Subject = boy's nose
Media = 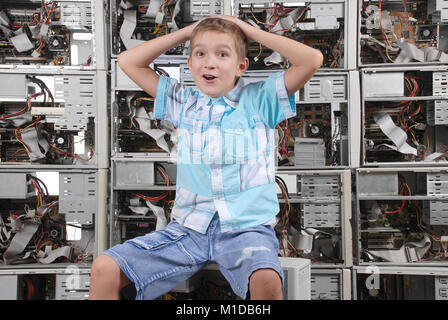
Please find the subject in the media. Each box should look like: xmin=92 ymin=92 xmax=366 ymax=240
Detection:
xmin=204 ymin=57 xmax=216 ymax=69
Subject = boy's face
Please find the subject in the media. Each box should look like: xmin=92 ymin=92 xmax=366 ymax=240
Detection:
xmin=188 ymin=31 xmax=249 ymax=98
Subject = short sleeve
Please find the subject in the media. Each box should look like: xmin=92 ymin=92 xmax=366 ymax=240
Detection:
xmin=154 ymin=75 xmax=193 ymax=128
xmin=248 ymin=71 xmax=296 ymax=128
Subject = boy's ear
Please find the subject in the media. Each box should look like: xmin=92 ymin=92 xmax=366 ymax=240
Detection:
xmin=236 ymin=57 xmax=249 ymax=77
xmin=187 ymin=56 xmax=192 ymax=71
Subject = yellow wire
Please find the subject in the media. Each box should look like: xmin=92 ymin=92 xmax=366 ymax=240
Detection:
xmin=49 ymin=143 xmax=92 ymax=162
xmin=15 ymin=120 xmax=41 ymax=155
xmin=19 ymin=120 xmax=41 ymax=132
xmin=287 ymin=7 xmax=308 ymax=32
xmin=250 ymin=10 xmax=273 ymax=27
xmin=33 ymin=180 xmax=41 ymax=209
xmin=379 ymin=1 xmax=395 ymax=63
xmin=43 ymin=0 xmax=50 ymax=16
xmin=255 ymin=43 xmax=263 ymax=61
xmin=404 ymin=77 xmax=413 ymax=92
xmin=286 ymin=238 xmax=299 ymax=256
xmin=415 ymin=202 xmax=442 ymax=244
xmin=11 ymin=149 xmax=27 ymax=159
xmin=385 ymin=42 xmax=395 ymax=62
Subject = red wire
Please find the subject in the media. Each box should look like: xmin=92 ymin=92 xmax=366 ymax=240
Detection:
xmin=31 ymin=180 xmax=43 ymax=208
xmin=1 ymin=93 xmax=41 ymax=120
xmin=79 ymin=234 xmax=94 ymax=258
xmin=0 ymin=107 xmax=27 ymax=120
xmin=25 ymin=278 xmax=34 ymax=300
xmin=35 ymin=232 xmax=48 ymax=253
xmin=46 ymin=2 xmax=56 ymax=24
xmin=386 ymin=200 xmax=405 ymax=213
xmin=403 ymin=0 xmax=409 ymax=20
xmin=282 ymin=124 xmax=288 ymax=155
xmin=278 ymin=187 xmax=290 ymax=256
xmin=397 ymin=77 xmax=418 ymax=108
xmin=156 ymin=165 xmax=173 ymax=199
xmin=270 ymin=27 xmax=291 ymax=34
xmin=8 ymin=22 xmax=23 ymax=28
xmin=294 ymin=120 xmax=306 ymax=128
xmin=50 ymin=143 xmax=94 ymax=161
xmin=133 ymin=192 xmax=168 ymax=202
xmin=29 ymin=281 xmax=34 ymax=300
xmin=378 ymin=0 xmax=389 ymax=48
xmin=156 ymin=166 xmax=171 ymax=186
xmin=159 ymin=24 xmax=167 ymax=33
xmin=386 ymin=180 xmax=408 ymax=213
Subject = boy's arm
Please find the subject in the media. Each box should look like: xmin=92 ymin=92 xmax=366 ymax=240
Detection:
xmin=117 ymin=24 xmax=196 ymax=97
xmin=215 ymin=15 xmax=323 ymax=96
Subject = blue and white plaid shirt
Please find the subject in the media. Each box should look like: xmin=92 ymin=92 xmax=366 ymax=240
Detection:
xmin=154 ymin=71 xmax=296 ymax=233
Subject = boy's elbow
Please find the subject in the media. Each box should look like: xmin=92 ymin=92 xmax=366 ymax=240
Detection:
xmin=117 ymin=52 xmax=127 ymax=69
xmin=312 ymin=50 xmax=324 ymax=70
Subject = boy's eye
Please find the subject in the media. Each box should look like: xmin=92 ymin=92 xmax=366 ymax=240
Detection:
xmin=195 ymin=51 xmax=204 ymax=57
xmin=218 ymin=52 xmax=227 ymax=57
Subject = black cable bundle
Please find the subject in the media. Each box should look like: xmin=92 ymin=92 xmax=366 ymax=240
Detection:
xmin=25 ymin=75 xmax=55 ymax=108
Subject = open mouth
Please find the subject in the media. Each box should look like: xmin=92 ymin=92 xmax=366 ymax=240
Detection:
xmin=203 ymin=74 xmax=217 ymax=81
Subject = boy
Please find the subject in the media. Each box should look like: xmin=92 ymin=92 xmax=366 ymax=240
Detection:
xmin=89 ymin=15 xmax=322 ymax=300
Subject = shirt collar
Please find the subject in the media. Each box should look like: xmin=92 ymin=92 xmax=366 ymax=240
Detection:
xmin=197 ymin=77 xmax=245 ymax=109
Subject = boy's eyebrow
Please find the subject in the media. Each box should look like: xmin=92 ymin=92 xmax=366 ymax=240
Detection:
xmin=216 ymin=44 xmax=232 ymax=51
xmin=192 ymin=43 xmax=233 ymax=51
xmin=218 ymin=44 xmax=232 ymax=51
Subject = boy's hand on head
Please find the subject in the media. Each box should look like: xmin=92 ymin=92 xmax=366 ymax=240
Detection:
xmin=185 ymin=20 xmax=201 ymax=39
xmin=209 ymin=15 xmax=256 ymax=40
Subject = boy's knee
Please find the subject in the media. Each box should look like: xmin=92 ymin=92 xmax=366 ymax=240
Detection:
xmin=89 ymin=254 xmax=132 ymax=299
xmin=251 ymin=268 xmax=282 ymax=284
xmin=91 ymin=254 xmax=121 ymax=281
xmin=249 ymin=268 xmax=283 ymax=300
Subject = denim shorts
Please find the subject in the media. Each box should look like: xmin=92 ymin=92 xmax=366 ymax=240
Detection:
xmin=103 ymin=215 xmax=283 ymax=300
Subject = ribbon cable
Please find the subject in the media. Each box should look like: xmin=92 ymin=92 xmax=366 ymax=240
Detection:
xmin=20 ymin=126 xmax=50 ymax=161
xmin=366 ymin=233 xmax=431 ymax=263
xmin=119 ymin=9 xmax=145 ymax=50
xmin=37 ymin=246 xmax=73 ymax=264
xmin=145 ymin=200 xmax=168 ymax=230
xmin=3 ymin=220 xmax=40 ymax=264
xmin=373 ymin=112 xmax=417 ymax=155
xmin=134 ymin=106 xmax=170 ymax=152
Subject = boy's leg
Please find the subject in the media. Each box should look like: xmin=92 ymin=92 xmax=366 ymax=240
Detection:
xmin=89 ymin=254 xmax=132 ymax=300
xmin=212 ymin=223 xmax=284 ymax=300
xmin=248 ymin=268 xmax=283 ymax=300
xmin=89 ymin=220 xmax=210 ymax=300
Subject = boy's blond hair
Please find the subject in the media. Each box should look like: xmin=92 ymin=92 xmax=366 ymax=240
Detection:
xmin=190 ymin=17 xmax=248 ymax=59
